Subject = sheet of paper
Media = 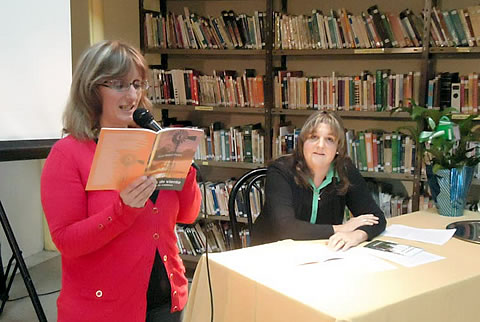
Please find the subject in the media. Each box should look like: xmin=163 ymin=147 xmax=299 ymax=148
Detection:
xmin=288 ymin=243 xmax=397 ymax=273
xmin=361 ymin=246 xmax=445 ymax=267
xmin=382 ymin=224 xmax=456 ymax=245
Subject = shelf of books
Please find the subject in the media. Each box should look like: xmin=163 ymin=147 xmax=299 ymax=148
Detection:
xmin=271 ymin=5 xmax=425 ymax=51
xmin=154 ymin=105 xmax=266 ymax=114
xmin=273 ymin=48 xmax=423 ymax=56
xmin=145 ymin=49 xmax=266 ymax=55
xmin=141 ymin=4 xmax=267 ymax=51
xmin=195 ymin=160 xmax=264 ymax=170
xmin=147 ymin=68 xmax=266 ymax=110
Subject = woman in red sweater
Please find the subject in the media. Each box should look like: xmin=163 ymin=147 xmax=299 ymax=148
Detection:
xmin=41 ymin=40 xmax=201 ymax=322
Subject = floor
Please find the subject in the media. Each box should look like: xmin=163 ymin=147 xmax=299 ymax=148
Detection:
xmin=1 ymin=251 xmax=60 ymax=322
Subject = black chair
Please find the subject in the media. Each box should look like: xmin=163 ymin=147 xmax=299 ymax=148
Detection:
xmin=228 ymin=168 xmax=267 ymax=249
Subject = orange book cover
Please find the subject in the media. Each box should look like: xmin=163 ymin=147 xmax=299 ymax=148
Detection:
xmin=86 ymin=127 xmax=204 ymax=191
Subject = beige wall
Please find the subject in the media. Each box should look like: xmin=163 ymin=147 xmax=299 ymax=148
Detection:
xmin=103 ymin=0 xmax=140 ymax=47
xmin=70 ymin=0 xmax=91 ymax=70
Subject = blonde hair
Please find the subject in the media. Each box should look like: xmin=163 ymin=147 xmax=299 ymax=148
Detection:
xmin=293 ymin=111 xmax=350 ymax=193
xmin=63 ymin=40 xmax=152 ymax=140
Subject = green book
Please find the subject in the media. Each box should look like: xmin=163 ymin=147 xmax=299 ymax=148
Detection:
xmin=449 ymin=10 xmax=468 ymax=46
xmin=375 ymin=70 xmax=383 ymax=111
xmin=391 ymin=133 xmax=398 ymax=173
xmin=380 ymin=12 xmax=398 ymax=47
xmin=358 ymin=132 xmax=367 ymax=172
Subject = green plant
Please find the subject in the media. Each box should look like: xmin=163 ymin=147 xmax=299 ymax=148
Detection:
xmin=392 ymin=100 xmax=480 ymax=173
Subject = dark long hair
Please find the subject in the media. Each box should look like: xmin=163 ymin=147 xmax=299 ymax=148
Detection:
xmin=293 ymin=111 xmax=350 ymax=194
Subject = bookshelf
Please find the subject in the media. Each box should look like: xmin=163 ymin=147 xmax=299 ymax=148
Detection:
xmin=139 ymin=0 xmax=272 ymax=263
xmin=138 ymin=0 xmax=480 ymax=259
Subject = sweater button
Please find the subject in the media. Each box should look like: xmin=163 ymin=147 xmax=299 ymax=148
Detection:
xmin=153 ymin=233 xmax=159 ymax=240
xmin=169 ymin=273 xmax=174 ymax=279
xmin=95 ymin=290 xmax=103 ymax=298
xmin=98 ymin=224 xmax=104 ymax=230
xmin=173 ymin=306 xmax=178 ymax=311
xmin=163 ymin=255 xmax=168 ymax=262
xmin=107 ymin=216 xmax=112 ymax=222
xmin=152 ymin=207 xmax=159 ymax=214
xmin=173 ymin=290 xmax=177 ymax=296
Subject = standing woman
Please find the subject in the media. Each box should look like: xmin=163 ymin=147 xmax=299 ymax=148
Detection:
xmin=252 ymin=111 xmax=386 ymax=250
xmin=41 ymin=40 xmax=201 ymax=322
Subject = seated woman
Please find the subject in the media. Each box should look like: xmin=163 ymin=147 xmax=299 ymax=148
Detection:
xmin=252 ymin=111 xmax=386 ymax=251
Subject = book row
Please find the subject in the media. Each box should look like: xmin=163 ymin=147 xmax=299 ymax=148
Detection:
xmin=176 ymin=221 xmax=245 ymax=255
xmin=148 ymin=67 xmax=480 ymax=115
xmin=428 ymin=72 xmax=480 ymax=113
xmin=353 ymin=182 xmax=435 ymax=219
xmin=194 ymin=123 xmax=265 ymax=164
xmin=144 ymin=5 xmax=480 ymax=50
xmin=147 ymin=68 xmax=265 ymax=108
xmin=274 ymin=5 xmax=422 ymax=50
xmin=144 ymin=8 xmax=266 ymax=50
xmin=274 ymin=70 xmax=421 ymax=111
xmin=429 ymin=6 xmax=480 ymax=48
xmin=198 ymin=179 xmax=263 ymax=219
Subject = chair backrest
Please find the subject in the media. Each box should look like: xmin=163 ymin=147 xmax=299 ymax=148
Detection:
xmin=228 ymin=167 xmax=267 ymax=249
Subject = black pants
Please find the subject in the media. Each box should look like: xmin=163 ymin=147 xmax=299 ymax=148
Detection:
xmin=146 ymin=305 xmax=182 ymax=322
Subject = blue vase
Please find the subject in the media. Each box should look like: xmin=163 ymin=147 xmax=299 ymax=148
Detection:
xmin=426 ymin=165 xmax=474 ymax=217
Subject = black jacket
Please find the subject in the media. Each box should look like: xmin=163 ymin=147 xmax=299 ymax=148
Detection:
xmin=252 ymin=155 xmax=386 ymax=245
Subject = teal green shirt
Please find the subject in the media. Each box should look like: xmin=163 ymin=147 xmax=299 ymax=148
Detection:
xmin=308 ymin=164 xmax=339 ymax=224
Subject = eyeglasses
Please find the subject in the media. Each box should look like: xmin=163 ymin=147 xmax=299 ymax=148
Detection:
xmin=99 ymin=79 xmax=149 ymax=92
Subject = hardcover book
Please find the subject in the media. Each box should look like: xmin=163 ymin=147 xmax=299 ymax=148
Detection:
xmin=86 ymin=127 xmax=204 ymax=191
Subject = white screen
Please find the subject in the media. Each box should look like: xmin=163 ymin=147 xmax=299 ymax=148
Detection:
xmin=0 ymin=0 xmax=71 ymax=141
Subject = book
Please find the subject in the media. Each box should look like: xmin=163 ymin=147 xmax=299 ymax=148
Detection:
xmin=86 ymin=127 xmax=204 ymax=191
xmin=364 ymin=240 xmax=423 ymax=257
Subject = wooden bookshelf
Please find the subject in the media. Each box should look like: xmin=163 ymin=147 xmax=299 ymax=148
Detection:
xmin=139 ymin=0 xmax=480 ymax=239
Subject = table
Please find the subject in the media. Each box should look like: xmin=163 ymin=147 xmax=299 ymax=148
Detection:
xmin=183 ymin=210 xmax=480 ymax=322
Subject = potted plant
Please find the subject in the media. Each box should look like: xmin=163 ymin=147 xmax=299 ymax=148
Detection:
xmin=393 ymin=100 xmax=480 ymax=217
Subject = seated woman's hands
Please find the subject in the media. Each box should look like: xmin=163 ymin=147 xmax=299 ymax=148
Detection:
xmin=335 ymin=214 xmax=379 ymax=233
xmin=120 ymin=176 xmax=157 ymax=208
xmin=327 ymin=230 xmax=368 ymax=251
xmin=328 ymin=214 xmax=379 ymax=251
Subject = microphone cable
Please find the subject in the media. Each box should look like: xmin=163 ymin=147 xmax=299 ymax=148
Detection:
xmin=192 ymin=163 xmax=214 ymax=322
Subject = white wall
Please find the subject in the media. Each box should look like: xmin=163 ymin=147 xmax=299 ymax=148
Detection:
xmin=0 ymin=1 xmax=71 ymax=141
xmin=0 ymin=0 xmax=71 ymax=262
xmin=0 ymin=161 xmax=45 ymax=261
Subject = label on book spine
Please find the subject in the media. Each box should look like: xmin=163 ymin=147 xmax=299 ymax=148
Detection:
xmin=195 ymin=105 xmax=214 ymax=111
xmin=354 ymin=48 xmax=385 ymax=54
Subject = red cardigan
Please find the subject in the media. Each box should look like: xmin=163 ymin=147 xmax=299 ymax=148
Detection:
xmin=41 ymin=135 xmax=201 ymax=322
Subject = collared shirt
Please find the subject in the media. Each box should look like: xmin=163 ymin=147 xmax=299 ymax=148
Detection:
xmin=308 ymin=164 xmax=339 ymax=224
xmin=252 ymin=155 xmax=386 ymax=245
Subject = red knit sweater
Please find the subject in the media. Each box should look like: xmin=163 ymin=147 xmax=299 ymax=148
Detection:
xmin=41 ymin=135 xmax=201 ymax=321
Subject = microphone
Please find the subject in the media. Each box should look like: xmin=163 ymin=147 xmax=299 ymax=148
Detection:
xmin=133 ymin=108 xmax=201 ymax=172
xmin=133 ymin=108 xmax=162 ymax=131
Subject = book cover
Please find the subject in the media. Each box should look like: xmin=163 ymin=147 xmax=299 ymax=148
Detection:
xmin=86 ymin=127 xmax=204 ymax=191
xmin=364 ymin=240 xmax=423 ymax=257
